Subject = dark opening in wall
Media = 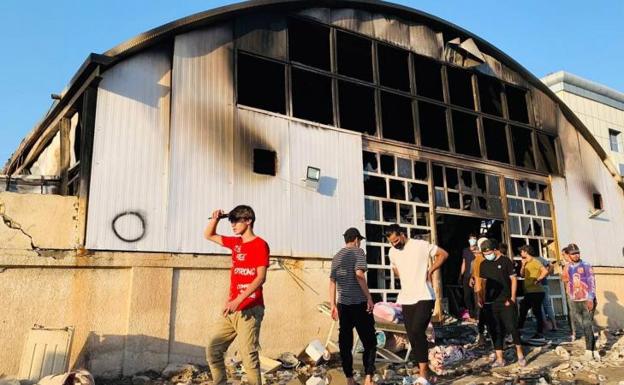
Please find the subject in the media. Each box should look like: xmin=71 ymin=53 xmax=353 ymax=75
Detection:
xmin=383 ymin=201 xmax=397 ymax=222
xmin=461 ymin=170 xmax=472 ymax=189
xmin=336 ymin=30 xmax=373 ymax=82
xmin=381 ymin=92 xmax=415 ymax=144
xmin=415 ymin=207 xmax=430 ymax=227
xmin=593 ymin=193 xmax=603 ymax=210
xmin=363 ymin=151 xmax=378 ymax=172
xmin=389 ymin=179 xmax=406 ymax=200
xmin=338 ymin=80 xmax=376 ymax=135
xmin=366 ymin=223 xmax=383 ymax=242
xmin=378 ymin=43 xmax=410 ymax=91
xmin=253 ymin=148 xmax=277 ymax=175
xmin=447 ymin=66 xmax=475 ymax=110
xmin=237 ymin=53 xmax=285 ymax=114
xmin=399 ymin=204 xmax=413 ymax=224
xmin=380 ymin=154 xmax=395 ymax=175
xmin=511 ymin=126 xmax=535 ymax=169
xmin=292 ymin=68 xmax=333 ymax=125
xmin=451 ymin=110 xmax=481 ymax=157
xmin=433 ymin=165 xmax=444 ymax=187
xmin=366 ymin=245 xmax=382 ymax=264
xmin=475 ymin=173 xmax=486 ymax=194
xmin=448 ymin=192 xmax=460 ymax=209
xmin=397 ymin=158 xmax=412 ymax=178
xmin=483 ymin=119 xmax=510 ymax=164
xmin=477 ymin=74 xmax=503 ymax=116
xmin=288 ymin=18 xmax=330 ymax=70
xmin=446 ymin=167 xmax=459 ymax=189
xmin=536 ymin=133 xmax=559 ymax=174
xmin=409 ymin=183 xmax=429 ymax=204
xmin=506 ymin=86 xmax=529 ymax=123
xmin=364 ymin=175 xmax=387 ymax=198
xmin=414 ymin=161 xmax=428 ymax=180
xmin=418 ymin=101 xmax=449 ymax=151
xmin=414 ymin=55 xmax=443 ymax=101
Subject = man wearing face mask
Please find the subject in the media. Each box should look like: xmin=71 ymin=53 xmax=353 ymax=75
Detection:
xmin=478 ymin=239 xmax=526 ymax=367
xmin=460 ymin=233 xmax=479 ymax=322
xmin=385 ymin=224 xmax=448 ymax=385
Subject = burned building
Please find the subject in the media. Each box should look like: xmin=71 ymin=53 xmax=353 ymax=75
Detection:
xmin=1 ymin=0 xmax=624 ymax=379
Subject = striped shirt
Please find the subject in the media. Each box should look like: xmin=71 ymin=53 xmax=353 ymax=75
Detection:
xmin=330 ymin=247 xmax=368 ymax=305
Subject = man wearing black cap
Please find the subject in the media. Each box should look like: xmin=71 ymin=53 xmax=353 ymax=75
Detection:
xmin=478 ymin=239 xmax=526 ymax=367
xmin=329 ymin=227 xmax=376 ymax=385
xmin=560 ymin=246 xmax=577 ymax=341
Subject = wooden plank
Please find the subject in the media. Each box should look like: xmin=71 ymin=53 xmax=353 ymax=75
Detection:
xmin=59 ymin=118 xmax=71 ymax=195
xmin=77 ymin=86 xmax=98 ymax=246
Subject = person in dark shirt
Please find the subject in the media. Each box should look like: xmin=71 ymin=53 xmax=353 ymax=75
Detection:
xmin=479 ymin=239 xmax=526 ymax=368
xmin=459 ymin=233 xmax=478 ymax=322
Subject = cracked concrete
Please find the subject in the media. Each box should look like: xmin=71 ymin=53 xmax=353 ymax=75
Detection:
xmin=1 ymin=201 xmax=40 ymax=251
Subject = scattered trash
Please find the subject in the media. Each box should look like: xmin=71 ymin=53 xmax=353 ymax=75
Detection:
xmin=554 ymin=346 xmax=570 ymax=360
xmin=305 ymin=340 xmax=330 ymax=364
xmin=37 ymin=370 xmax=95 ymax=385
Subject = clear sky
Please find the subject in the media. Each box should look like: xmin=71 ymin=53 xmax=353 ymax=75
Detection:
xmin=1 ymin=0 xmax=622 ymax=168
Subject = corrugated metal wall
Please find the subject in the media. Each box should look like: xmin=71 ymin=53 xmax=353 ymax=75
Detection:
xmin=86 ymin=22 xmax=364 ymax=257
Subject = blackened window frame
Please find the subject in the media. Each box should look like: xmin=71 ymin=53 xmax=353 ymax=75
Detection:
xmin=234 ymin=14 xmax=557 ymax=174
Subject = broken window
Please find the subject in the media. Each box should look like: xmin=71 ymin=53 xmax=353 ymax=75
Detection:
xmin=365 ymin=198 xmax=380 ymax=221
xmin=475 ymin=173 xmax=486 ymax=194
xmin=366 ymin=223 xmax=383 ymax=242
xmin=536 ymin=133 xmax=559 ymax=174
xmin=381 ymin=92 xmax=415 ymax=144
xmin=483 ymin=118 xmax=510 ymax=164
xmin=397 ymin=157 xmax=412 ymax=178
xmin=378 ymin=43 xmax=410 ymax=91
xmin=364 ymin=175 xmax=386 ymax=198
xmin=511 ymin=126 xmax=535 ymax=169
xmin=448 ymin=192 xmax=460 ymax=209
xmin=505 ymin=178 xmax=516 ymax=195
xmin=536 ymin=202 xmax=551 ymax=217
xmin=291 ymin=68 xmax=333 ymax=125
xmin=524 ymin=200 xmax=536 ymax=215
xmin=446 ymin=66 xmax=475 ymax=109
xmin=363 ymin=151 xmax=378 ymax=172
xmin=383 ymin=201 xmax=397 ymax=222
xmin=336 ymin=30 xmax=373 ymax=82
xmin=408 ymin=183 xmax=429 ymax=204
xmin=414 ymin=55 xmax=443 ymax=101
xmin=237 ymin=53 xmax=285 ymax=114
xmin=451 ymin=110 xmax=481 ymax=157
xmin=418 ymin=101 xmax=449 ymax=151
xmin=399 ymin=204 xmax=414 ymax=224
xmin=460 ymin=170 xmax=473 ymax=190
xmin=415 ymin=207 xmax=430 ymax=227
xmin=508 ymin=198 xmax=523 ymax=214
xmin=380 ymin=154 xmax=395 ymax=175
xmin=477 ymin=74 xmax=503 ymax=116
xmin=288 ymin=18 xmax=331 ymax=70
xmin=445 ymin=167 xmax=459 ymax=190
xmin=389 ymin=179 xmax=406 ymax=200
xmin=506 ymin=85 xmax=529 ymax=123
xmin=366 ymin=246 xmax=382 ymax=264
xmin=253 ymin=148 xmax=277 ymax=175
xmin=338 ymin=80 xmax=376 ymax=135
xmin=433 ymin=165 xmax=444 ymax=187
xmin=517 ymin=181 xmax=528 ymax=197
xmin=414 ymin=161 xmax=428 ymax=180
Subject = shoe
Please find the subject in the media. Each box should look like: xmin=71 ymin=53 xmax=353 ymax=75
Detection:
xmin=529 ymin=333 xmax=545 ymax=341
xmin=491 ymin=360 xmax=506 ymax=368
xmin=517 ymin=357 xmax=527 ymax=367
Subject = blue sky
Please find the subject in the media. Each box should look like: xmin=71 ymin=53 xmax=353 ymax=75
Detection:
xmin=1 ymin=0 xmax=622 ymax=167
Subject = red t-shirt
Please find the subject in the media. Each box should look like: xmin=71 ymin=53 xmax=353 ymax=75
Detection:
xmin=222 ymin=236 xmax=270 ymax=311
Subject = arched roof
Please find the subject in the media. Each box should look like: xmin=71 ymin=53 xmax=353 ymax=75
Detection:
xmin=5 ymin=0 xmax=622 ymax=187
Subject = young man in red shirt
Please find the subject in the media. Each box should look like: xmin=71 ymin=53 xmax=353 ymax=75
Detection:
xmin=204 ymin=205 xmax=270 ymax=385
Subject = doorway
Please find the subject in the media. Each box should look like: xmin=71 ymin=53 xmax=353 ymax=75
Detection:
xmin=436 ymin=213 xmax=504 ymax=316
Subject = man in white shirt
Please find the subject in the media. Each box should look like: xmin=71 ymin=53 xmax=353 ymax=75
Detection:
xmin=385 ymin=224 xmax=448 ymax=385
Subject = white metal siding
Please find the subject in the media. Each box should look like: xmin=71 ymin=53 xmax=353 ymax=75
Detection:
xmin=86 ymin=48 xmax=171 ymax=251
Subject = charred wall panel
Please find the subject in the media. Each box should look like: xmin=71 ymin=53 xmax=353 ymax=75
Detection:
xmin=531 ymin=87 xmax=558 ymax=133
xmin=86 ymin=47 xmax=171 ymax=250
xmin=235 ymin=13 xmax=287 ymax=60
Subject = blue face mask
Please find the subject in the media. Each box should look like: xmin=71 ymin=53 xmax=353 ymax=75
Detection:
xmin=484 ymin=252 xmax=496 ymax=261
xmin=468 ymin=238 xmax=477 ymax=246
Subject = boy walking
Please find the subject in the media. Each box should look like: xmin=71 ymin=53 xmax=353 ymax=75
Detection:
xmin=204 ymin=206 xmax=270 ymax=385
xmin=329 ymin=228 xmax=376 ymax=385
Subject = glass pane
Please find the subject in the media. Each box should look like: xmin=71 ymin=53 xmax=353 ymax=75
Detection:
xmin=536 ymin=202 xmax=551 ymax=217
xmin=397 ymin=158 xmax=412 ymax=178
xmin=435 ymin=189 xmax=446 ymax=207
xmin=533 ymin=218 xmax=543 ymax=236
xmin=528 ymin=182 xmax=538 ymax=199
xmin=365 ymin=199 xmax=380 ymax=221
xmin=399 ymin=204 xmax=414 ymax=224
xmin=408 ymin=183 xmax=429 ymax=204
xmin=543 ymin=219 xmax=553 ymax=238
xmin=419 ymin=101 xmax=449 ymax=151
xmin=489 ymin=197 xmax=503 ymax=216
xmin=448 ymin=192 xmax=460 ymax=209
xmin=380 ymin=154 xmax=395 ymax=175
xmin=416 ymin=206 xmax=430 ymax=227
xmin=524 ymin=200 xmax=536 ymax=216
xmin=414 ymin=161 xmax=428 ymax=180
xmin=336 ymin=31 xmax=373 ymax=81
xmin=484 ymin=118 xmax=510 ymax=164
xmin=366 ymin=245 xmax=382 ymax=265
xmin=389 ymin=179 xmax=406 ymax=200
xmin=364 ymin=175 xmax=387 ymax=198
xmin=487 ymin=175 xmax=500 ymax=196
xmin=521 ymin=217 xmax=532 ymax=235
xmin=537 ymin=184 xmax=548 ymax=200
xmin=363 ymin=151 xmax=378 ymax=172
xmin=517 ymin=181 xmax=528 ymax=197
xmin=509 ymin=216 xmax=520 ymax=235
xmin=505 ymin=178 xmax=516 ymax=196
xmin=446 ymin=167 xmax=459 ymax=190
xmin=378 ymin=43 xmax=410 ymax=91
xmin=508 ymin=198 xmax=523 ymax=214
xmin=383 ymin=201 xmax=397 ymax=223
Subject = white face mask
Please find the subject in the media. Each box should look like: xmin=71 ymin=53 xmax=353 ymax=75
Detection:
xmin=468 ymin=238 xmax=477 ymax=246
xmin=484 ymin=252 xmax=496 ymax=261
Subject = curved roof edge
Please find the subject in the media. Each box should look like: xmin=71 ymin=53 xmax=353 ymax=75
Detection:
xmin=4 ymin=0 xmax=623 ymax=189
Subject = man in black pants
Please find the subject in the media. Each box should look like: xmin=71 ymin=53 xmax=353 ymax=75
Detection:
xmin=329 ymin=228 xmax=376 ymax=385
xmin=385 ymin=224 xmax=448 ymax=385
xmin=517 ymin=245 xmax=549 ymax=341
xmin=459 ymin=233 xmax=478 ymax=323
xmin=478 ymin=239 xmax=526 ymax=367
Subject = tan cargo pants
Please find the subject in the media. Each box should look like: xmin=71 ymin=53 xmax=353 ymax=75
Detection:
xmin=207 ymin=305 xmax=264 ymax=385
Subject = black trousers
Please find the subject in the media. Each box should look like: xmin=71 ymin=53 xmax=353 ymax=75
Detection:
xmin=338 ymin=302 xmax=376 ymax=377
xmin=483 ymin=302 xmax=522 ymax=350
xmin=462 ymin=279 xmax=477 ymax=319
xmin=518 ymin=292 xmax=545 ymax=334
xmin=402 ymin=300 xmax=435 ymax=364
